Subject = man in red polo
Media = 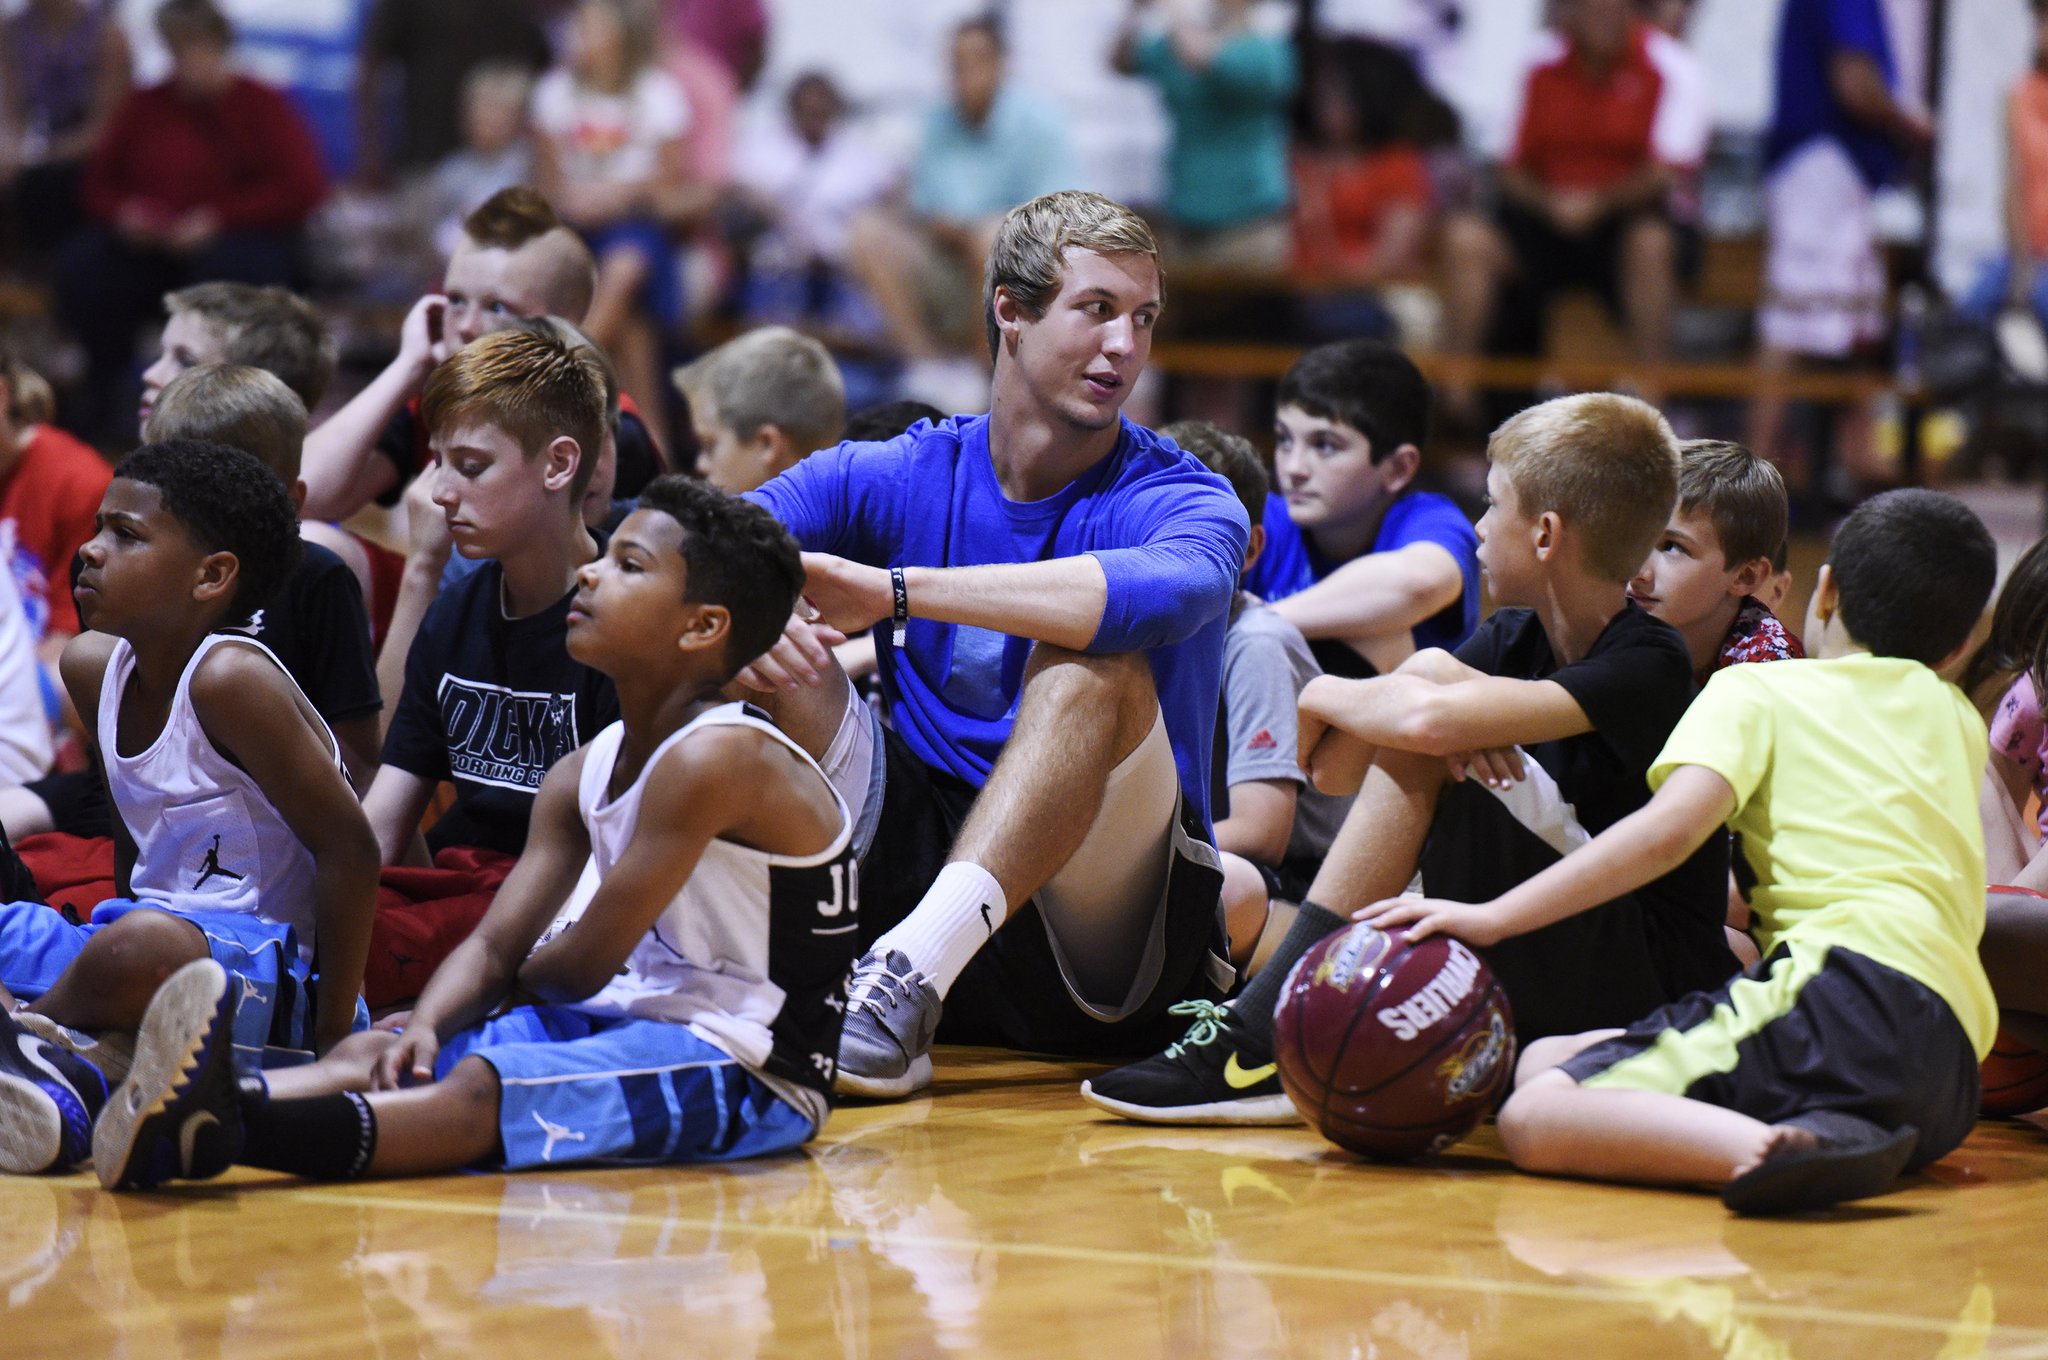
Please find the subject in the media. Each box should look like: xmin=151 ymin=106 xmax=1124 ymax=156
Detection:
xmin=1439 ymin=0 xmax=1709 ymax=408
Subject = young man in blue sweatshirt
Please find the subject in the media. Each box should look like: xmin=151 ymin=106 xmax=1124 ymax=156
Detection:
xmin=745 ymin=190 xmax=1249 ymax=1098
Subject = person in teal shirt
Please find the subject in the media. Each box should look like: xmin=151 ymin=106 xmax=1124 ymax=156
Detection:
xmin=1115 ymin=0 xmax=1298 ymax=268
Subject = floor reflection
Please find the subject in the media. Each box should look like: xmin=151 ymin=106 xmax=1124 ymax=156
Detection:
xmin=4 ymin=1064 xmax=2048 ymax=1360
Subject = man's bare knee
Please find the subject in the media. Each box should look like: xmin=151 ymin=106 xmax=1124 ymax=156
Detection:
xmin=1022 ymin=645 xmax=1156 ymax=757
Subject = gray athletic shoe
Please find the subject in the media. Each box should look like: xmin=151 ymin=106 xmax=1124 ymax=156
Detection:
xmin=835 ymin=949 xmax=940 ymax=1100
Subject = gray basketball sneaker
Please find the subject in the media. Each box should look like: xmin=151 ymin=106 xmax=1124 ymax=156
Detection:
xmin=835 ymin=949 xmax=940 ymax=1100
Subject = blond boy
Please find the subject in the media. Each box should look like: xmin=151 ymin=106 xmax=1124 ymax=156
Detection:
xmin=1088 ymin=393 xmax=1738 ymax=1123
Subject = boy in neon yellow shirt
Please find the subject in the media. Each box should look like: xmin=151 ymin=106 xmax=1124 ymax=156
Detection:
xmin=1363 ymin=489 xmax=1999 ymax=1215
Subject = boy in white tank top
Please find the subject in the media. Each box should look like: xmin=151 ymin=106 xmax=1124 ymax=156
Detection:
xmin=0 ymin=441 xmax=378 ymax=1176
xmin=96 ymin=477 xmax=862 ymax=1189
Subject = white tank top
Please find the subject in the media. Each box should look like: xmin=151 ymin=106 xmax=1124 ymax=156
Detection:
xmin=100 ymin=633 xmax=341 ymax=961
xmin=570 ymin=702 xmax=857 ymax=1124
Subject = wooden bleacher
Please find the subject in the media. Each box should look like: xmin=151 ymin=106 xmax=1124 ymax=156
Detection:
xmin=1153 ymin=233 xmax=1905 ymax=439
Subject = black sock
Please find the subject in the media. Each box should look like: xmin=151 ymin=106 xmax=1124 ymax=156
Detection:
xmin=240 ymin=1087 xmax=378 ymax=1180
xmin=1228 ymin=900 xmax=1350 ymax=1052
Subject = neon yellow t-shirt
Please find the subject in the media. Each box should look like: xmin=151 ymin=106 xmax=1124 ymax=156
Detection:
xmin=1649 ymin=653 xmax=1995 ymax=1057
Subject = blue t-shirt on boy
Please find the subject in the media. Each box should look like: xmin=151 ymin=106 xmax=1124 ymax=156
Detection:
xmin=1244 ymin=488 xmax=1481 ymax=657
xmin=746 ymin=415 xmax=1248 ymax=826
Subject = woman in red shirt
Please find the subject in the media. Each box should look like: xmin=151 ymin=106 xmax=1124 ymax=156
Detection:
xmin=54 ymin=0 xmax=326 ymax=445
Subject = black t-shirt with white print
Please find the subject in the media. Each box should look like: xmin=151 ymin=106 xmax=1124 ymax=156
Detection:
xmin=381 ymin=539 xmax=619 ymax=856
xmin=1418 ymin=603 xmax=1734 ymax=1040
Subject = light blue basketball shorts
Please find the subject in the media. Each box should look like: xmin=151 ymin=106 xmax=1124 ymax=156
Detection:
xmin=0 ymin=898 xmax=368 ymax=1059
xmin=436 ymin=1004 xmax=816 ymax=1170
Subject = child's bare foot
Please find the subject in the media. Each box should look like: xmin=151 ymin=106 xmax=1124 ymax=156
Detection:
xmin=1729 ymin=1120 xmax=1817 ymax=1179
xmin=1721 ymin=1111 xmax=1918 ymax=1217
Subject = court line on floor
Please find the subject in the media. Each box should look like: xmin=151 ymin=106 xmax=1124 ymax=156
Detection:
xmin=286 ymin=1184 xmax=2048 ymax=1346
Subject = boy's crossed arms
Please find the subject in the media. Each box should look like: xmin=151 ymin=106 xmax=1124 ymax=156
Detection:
xmin=1296 ymin=647 xmax=1591 ymax=802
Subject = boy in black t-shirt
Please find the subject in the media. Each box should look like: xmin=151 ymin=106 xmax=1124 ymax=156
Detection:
xmin=364 ymin=328 xmax=619 ymax=863
xmin=143 ymin=365 xmax=383 ymax=788
xmin=1085 ymin=393 xmax=1735 ymax=1124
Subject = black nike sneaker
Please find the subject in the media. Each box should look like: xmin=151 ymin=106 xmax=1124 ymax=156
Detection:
xmin=0 ymin=1007 xmax=107 ymax=1173
xmin=94 ymin=960 xmax=245 ymax=1191
xmin=1081 ymin=1000 xmax=1303 ymax=1125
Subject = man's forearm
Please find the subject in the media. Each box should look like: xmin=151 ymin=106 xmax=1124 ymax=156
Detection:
xmin=902 ymin=556 xmax=1108 ymax=651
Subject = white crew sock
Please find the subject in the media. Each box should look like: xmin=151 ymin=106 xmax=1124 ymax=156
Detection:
xmin=873 ymin=861 xmax=1009 ymax=997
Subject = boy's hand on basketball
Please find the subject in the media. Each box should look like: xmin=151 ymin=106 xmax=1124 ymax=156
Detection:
xmin=734 ymin=609 xmax=847 ymax=692
xmin=372 ymin=1028 xmax=440 ymax=1090
xmin=798 ymin=552 xmax=893 ymax=634
xmin=1353 ymin=895 xmax=1508 ymax=947
xmin=1448 ymin=745 xmax=1524 ymax=790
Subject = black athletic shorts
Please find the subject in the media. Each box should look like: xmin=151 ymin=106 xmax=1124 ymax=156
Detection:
xmin=1254 ymin=857 xmax=1317 ymax=907
xmin=1560 ymin=942 xmax=1981 ymax=1171
xmin=858 ymin=724 xmax=1233 ymax=1058
xmin=1490 ymin=201 xmax=1700 ymax=356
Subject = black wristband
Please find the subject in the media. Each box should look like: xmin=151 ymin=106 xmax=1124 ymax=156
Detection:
xmin=890 ymin=565 xmax=909 ymax=647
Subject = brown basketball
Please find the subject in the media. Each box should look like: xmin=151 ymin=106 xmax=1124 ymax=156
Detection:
xmin=1273 ymin=923 xmax=1516 ymax=1161
xmin=1980 ymin=1026 xmax=2048 ymax=1117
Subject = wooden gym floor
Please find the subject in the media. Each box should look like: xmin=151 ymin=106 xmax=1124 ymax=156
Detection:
xmin=6 ymin=1048 xmax=2048 ymax=1359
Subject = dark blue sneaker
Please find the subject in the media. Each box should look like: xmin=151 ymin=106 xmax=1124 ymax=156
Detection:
xmin=94 ymin=960 xmax=244 ymax=1191
xmin=0 ymin=1008 xmax=107 ymax=1173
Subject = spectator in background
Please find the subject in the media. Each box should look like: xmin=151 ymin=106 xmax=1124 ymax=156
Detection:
xmin=533 ymin=0 xmax=694 ymax=442
xmin=664 ymin=0 xmax=766 ymax=93
xmin=0 ymin=0 xmax=131 ymax=260
xmin=1641 ymin=0 xmax=1697 ymax=38
xmin=1437 ymin=0 xmax=1708 ymax=419
xmin=1114 ymin=0 xmax=1298 ymax=271
xmin=422 ymin=64 xmax=536 ymax=259
xmin=1960 ymin=0 xmax=2048 ymax=333
xmin=1289 ymin=37 xmax=1437 ymax=341
xmin=0 ymin=527 xmax=53 ymax=791
xmin=0 ymin=345 xmax=108 ymax=706
xmin=845 ymin=14 xmax=1073 ymax=411
xmin=356 ymin=0 xmax=549 ymax=189
xmin=56 ymin=0 xmax=327 ymax=447
xmin=1750 ymin=0 xmax=1928 ymax=480
xmin=730 ymin=73 xmax=900 ymax=341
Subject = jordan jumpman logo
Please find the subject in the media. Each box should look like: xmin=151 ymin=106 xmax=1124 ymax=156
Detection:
xmin=192 ymin=835 xmax=245 ymax=890
xmin=533 ymin=1111 xmax=587 ymax=1162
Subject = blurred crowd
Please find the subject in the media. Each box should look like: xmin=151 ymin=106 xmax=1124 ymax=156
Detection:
xmin=0 ymin=0 xmax=2018 ymax=456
